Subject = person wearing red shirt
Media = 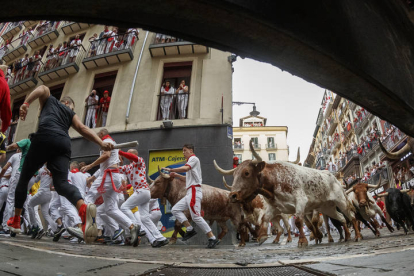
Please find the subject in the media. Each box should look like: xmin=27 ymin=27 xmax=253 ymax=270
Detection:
xmin=376 ymin=197 xmax=386 ymax=227
xmin=100 ymin=91 xmax=111 ymax=127
xmin=233 ymin=156 xmax=239 ymax=168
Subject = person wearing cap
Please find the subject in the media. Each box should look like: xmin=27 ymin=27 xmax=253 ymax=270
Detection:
xmin=233 ymin=156 xmax=239 ymax=169
xmin=100 ymin=90 xmax=111 ymax=127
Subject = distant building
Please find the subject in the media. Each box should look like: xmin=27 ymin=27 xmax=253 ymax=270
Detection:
xmin=233 ymin=107 xmax=289 ymax=163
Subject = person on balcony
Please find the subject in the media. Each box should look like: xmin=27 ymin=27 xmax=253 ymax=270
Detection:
xmin=85 ymin=90 xmax=99 ymax=128
xmin=69 ymin=35 xmax=82 ymax=63
xmin=44 ymin=45 xmax=55 ymax=72
xmin=16 ymin=54 xmax=29 ymax=83
xmin=99 ymin=91 xmax=111 ymax=127
xmin=160 ymin=81 xmax=175 ymax=121
xmin=19 ymin=28 xmax=32 ymax=46
xmin=32 ymin=51 xmax=42 ymax=75
xmin=176 ymin=80 xmax=189 ymax=119
xmin=24 ymin=56 xmax=35 ymax=80
xmin=105 ymin=27 xmax=118 ymax=54
xmin=56 ymin=42 xmax=69 ymax=67
xmin=88 ymin=34 xmax=98 ymax=57
xmin=125 ymin=28 xmax=139 ymax=49
xmin=97 ymin=26 xmax=111 ymax=55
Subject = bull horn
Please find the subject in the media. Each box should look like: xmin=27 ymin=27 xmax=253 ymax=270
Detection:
xmin=346 ymin=187 xmax=354 ymax=195
xmin=367 ymin=174 xmax=382 ymax=189
xmin=222 ymin=176 xmax=232 ymax=190
xmin=147 ymin=176 xmax=154 ymax=184
xmin=401 ymin=189 xmax=410 ymax=193
xmin=288 ymin=147 xmax=300 ymax=164
xmin=377 ymin=192 xmax=388 ymax=197
xmin=158 ymin=165 xmax=170 ymax=179
xmin=379 ymin=138 xmax=410 ymax=160
xmin=213 ymin=160 xmax=236 ymax=175
xmin=249 ymin=140 xmax=263 ymax=164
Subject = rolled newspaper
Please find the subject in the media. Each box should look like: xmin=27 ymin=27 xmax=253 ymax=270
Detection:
xmin=113 ymin=141 xmax=139 ymax=149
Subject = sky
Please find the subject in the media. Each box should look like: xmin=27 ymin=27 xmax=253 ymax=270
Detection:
xmin=232 ymin=58 xmax=325 ymax=163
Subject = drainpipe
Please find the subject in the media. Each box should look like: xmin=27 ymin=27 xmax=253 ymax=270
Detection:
xmin=125 ymin=31 xmax=149 ymax=128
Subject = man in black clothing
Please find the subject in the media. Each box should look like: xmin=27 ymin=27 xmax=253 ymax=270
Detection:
xmin=7 ymin=85 xmax=113 ymax=243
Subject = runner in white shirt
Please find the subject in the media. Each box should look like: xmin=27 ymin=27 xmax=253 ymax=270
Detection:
xmin=164 ymin=144 xmax=220 ymax=248
xmin=119 ymin=148 xmax=168 ymax=247
xmin=0 ymin=151 xmax=21 ymax=232
xmin=0 ymin=166 xmax=11 ymax=233
xmin=28 ymin=164 xmax=57 ymax=239
xmin=69 ymin=161 xmax=88 ymax=198
xmin=74 ymin=129 xmax=140 ymax=245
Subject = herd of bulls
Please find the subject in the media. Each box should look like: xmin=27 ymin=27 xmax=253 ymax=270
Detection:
xmin=148 ymin=139 xmax=414 ymax=247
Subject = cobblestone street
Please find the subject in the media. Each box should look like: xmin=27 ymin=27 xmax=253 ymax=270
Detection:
xmin=1 ymin=228 xmax=414 ymax=275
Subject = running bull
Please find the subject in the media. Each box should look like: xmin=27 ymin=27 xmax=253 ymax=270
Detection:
xmin=214 ymin=141 xmax=362 ymax=247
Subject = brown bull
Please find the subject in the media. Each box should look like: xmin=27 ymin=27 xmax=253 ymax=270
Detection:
xmin=215 ymin=141 xmax=361 ymax=247
xmin=223 ymin=177 xmax=292 ymax=245
xmin=148 ymin=172 xmax=246 ymax=246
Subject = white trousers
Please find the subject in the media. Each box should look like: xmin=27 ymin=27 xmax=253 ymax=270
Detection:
xmin=0 ymin=185 xmax=9 ymax=229
xmin=25 ymin=194 xmax=42 ymax=229
xmin=3 ymin=172 xmax=20 ymax=230
xmin=97 ymin=40 xmax=107 ymax=55
xmin=160 ymin=100 xmax=172 ymax=120
xmin=28 ymin=190 xmax=57 ymax=232
xmin=96 ymin=204 xmax=118 ymax=237
xmin=177 ymin=94 xmax=188 ymax=119
xmin=171 ymin=186 xmax=211 ymax=234
xmin=49 ymin=191 xmax=62 ymax=223
xmin=120 ymin=189 xmax=164 ymax=243
xmin=85 ymin=108 xmax=96 ymax=128
xmin=85 ymin=173 xmax=132 ymax=230
xmin=102 ymin=112 xmax=108 ymax=127
xmin=289 ymin=216 xmax=297 ymax=233
xmin=60 ymin=195 xmax=82 ymax=227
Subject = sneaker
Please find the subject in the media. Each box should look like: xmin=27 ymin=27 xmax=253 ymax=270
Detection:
xmin=7 ymin=216 xmax=21 ymax=234
xmin=112 ymin=228 xmax=125 ymax=240
xmin=207 ymin=238 xmax=220 ymax=249
xmin=109 ymin=239 xmax=125 ymax=246
xmin=53 ymin=225 xmax=66 ymax=242
xmin=130 ymin=224 xmax=141 ymax=247
xmin=152 ymin=239 xmax=169 ymax=248
xmin=79 ymin=203 xmax=98 ymax=244
xmin=70 ymin=237 xmax=79 ymax=243
xmin=182 ymin=229 xmax=197 ymax=241
xmin=95 ymin=235 xmax=105 ymax=243
xmin=36 ymin=229 xmax=46 ymax=239
xmin=0 ymin=229 xmax=10 ymax=235
xmin=67 ymin=227 xmax=84 ymax=241
xmin=31 ymin=226 xmax=40 ymax=239
xmin=139 ymin=230 xmax=146 ymax=237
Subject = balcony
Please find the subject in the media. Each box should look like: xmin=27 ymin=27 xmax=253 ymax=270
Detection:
xmin=8 ymin=61 xmax=42 ymax=95
xmin=61 ymin=21 xmax=91 ymax=35
xmin=343 ymin=124 xmax=353 ymax=141
xmin=28 ymin=21 xmax=61 ymax=48
xmin=23 ymin=21 xmax=38 ymax=28
xmin=38 ymin=46 xmax=86 ymax=83
xmin=1 ymin=36 xmax=29 ymax=63
xmin=342 ymin=150 xmax=360 ymax=178
xmin=315 ymin=156 xmax=326 ymax=170
xmin=82 ymin=33 xmax=136 ymax=70
xmin=233 ymin=144 xmax=244 ymax=151
xmin=359 ymin=140 xmax=379 ymax=163
xmin=266 ymin=143 xmax=277 ymax=150
xmin=149 ymin=34 xmax=209 ymax=57
xmin=251 ymin=144 xmax=261 ymax=150
xmin=361 ymin=112 xmax=370 ymax=128
xmin=1 ymin=22 xmax=23 ymax=41
xmin=327 ymin=117 xmax=338 ymax=136
xmin=367 ymin=167 xmax=390 ymax=189
xmin=333 ymin=95 xmax=342 ymax=109
xmin=349 ymin=101 xmax=357 ymax=111
xmin=381 ymin=128 xmax=407 ymax=151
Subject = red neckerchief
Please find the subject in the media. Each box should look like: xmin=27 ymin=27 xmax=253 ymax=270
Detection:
xmin=186 ymin=154 xmax=195 ymax=161
xmin=71 ymin=168 xmax=80 ymax=173
xmin=164 ymin=86 xmax=170 ymax=92
xmin=101 ymin=134 xmax=114 ymax=141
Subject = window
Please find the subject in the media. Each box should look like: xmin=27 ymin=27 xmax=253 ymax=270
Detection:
xmin=268 ymin=153 xmax=276 ymax=162
xmin=84 ymin=71 xmax=118 ymax=128
xmin=251 ymin=137 xmax=259 ymax=148
xmin=49 ymin=83 xmax=65 ymax=100
xmin=267 ymin=137 xmax=275 ymax=148
xmin=234 ymin=138 xmax=242 ymax=149
xmin=157 ymin=62 xmax=192 ymax=120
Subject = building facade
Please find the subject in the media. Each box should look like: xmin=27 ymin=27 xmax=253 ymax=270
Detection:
xmin=0 ymin=20 xmax=235 ymax=243
xmin=233 ymin=112 xmax=289 ymax=163
xmin=305 ymin=90 xmax=413 ymax=194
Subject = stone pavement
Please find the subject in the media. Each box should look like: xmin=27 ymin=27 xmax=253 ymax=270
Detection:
xmin=0 ymin=228 xmax=414 ymax=275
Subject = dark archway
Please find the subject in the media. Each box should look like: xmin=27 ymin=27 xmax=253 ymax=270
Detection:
xmin=2 ymin=0 xmax=414 ymax=135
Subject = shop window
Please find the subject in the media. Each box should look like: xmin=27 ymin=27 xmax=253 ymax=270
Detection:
xmin=84 ymin=71 xmax=118 ymax=128
xmin=157 ymin=62 xmax=192 ymax=121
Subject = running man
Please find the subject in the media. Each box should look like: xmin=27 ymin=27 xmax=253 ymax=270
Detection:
xmin=7 ymin=85 xmax=113 ymax=244
xmin=164 ymin=144 xmax=220 ymax=248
